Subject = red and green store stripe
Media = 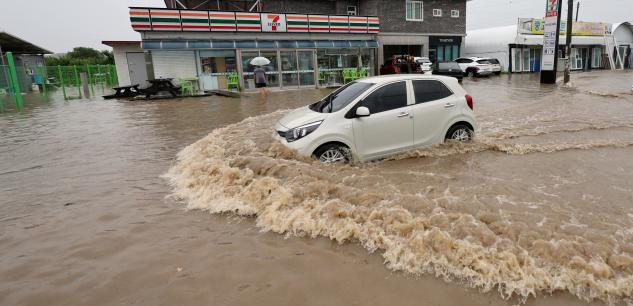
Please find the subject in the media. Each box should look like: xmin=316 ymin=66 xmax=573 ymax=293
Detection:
xmin=210 ymin=12 xmax=237 ymax=31
xmin=130 ymin=8 xmax=151 ymax=30
xmin=329 ymin=16 xmax=349 ymax=32
xmin=149 ymin=9 xmax=182 ymax=31
xmin=287 ymin=14 xmax=309 ymax=32
xmin=236 ymin=13 xmax=261 ymax=31
xmin=309 ymin=15 xmax=330 ymax=32
xmin=181 ymin=11 xmax=210 ymax=31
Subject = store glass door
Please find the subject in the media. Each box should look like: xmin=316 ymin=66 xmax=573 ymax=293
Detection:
xmin=297 ymin=50 xmax=315 ymax=86
xmin=259 ymin=50 xmax=279 ymax=88
xmin=280 ymin=51 xmax=299 ymax=88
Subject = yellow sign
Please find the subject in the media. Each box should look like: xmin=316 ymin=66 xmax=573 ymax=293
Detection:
xmin=531 ymin=19 xmax=607 ymax=36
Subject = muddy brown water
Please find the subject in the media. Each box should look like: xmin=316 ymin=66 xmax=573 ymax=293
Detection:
xmin=2 ymin=71 xmax=633 ymax=306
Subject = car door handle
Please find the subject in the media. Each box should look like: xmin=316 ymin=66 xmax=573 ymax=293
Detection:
xmin=397 ymin=112 xmax=409 ymax=117
xmin=444 ymin=103 xmax=456 ymax=108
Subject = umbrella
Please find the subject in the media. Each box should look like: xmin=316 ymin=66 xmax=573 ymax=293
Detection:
xmin=250 ymin=56 xmax=271 ymax=66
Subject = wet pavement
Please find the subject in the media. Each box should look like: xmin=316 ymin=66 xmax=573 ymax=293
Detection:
xmin=1 ymin=71 xmax=633 ymax=306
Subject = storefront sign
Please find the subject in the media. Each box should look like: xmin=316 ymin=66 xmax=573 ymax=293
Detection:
xmin=530 ymin=19 xmax=608 ymax=36
xmin=541 ymin=0 xmax=560 ymax=71
xmin=261 ymin=13 xmax=287 ymax=32
xmin=429 ymin=36 xmax=462 ymax=45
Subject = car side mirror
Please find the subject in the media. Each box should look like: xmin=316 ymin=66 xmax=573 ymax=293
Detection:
xmin=355 ymin=106 xmax=370 ymax=117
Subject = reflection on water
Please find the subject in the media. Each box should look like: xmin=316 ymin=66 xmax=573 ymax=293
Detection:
xmin=2 ymin=71 xmax=633 ymax=305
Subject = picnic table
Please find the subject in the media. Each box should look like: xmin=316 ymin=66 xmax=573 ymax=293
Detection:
xmin=103 ymin=84 xmax=142 ymax=100
xmin=141 ymin=78 xmax=180 ymax=99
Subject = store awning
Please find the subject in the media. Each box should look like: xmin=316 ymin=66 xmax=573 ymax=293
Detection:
xmin=141 ymin=39 xmax=379 ymax=50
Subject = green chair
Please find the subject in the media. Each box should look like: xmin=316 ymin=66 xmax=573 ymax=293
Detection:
xmin=317 ymin=71 xmax=326 ymax=86
xmin=350 ymin=69 xmax=359 ymax=80
xmin=358 ymin=68 xmax=368 ymax=79
xmin=227 ymin=72 xmax=240 ymax=91
xmin=342 ymin=69 xmax=354 ymax=83
xmin=178 ymin=78 xmax=195 ymax=96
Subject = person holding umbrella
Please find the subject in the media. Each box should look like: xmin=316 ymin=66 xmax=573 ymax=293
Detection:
xmin=250 ymin=56 xmax=270 ymax=96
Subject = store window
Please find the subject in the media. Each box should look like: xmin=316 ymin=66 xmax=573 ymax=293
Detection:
xmin=451 ymin=10 xmax=459 ymax=18
xmin=198 ymin=50 xmax=237 ymax=91
xmin=280 ymin=51 xmax=299 ymax=87
xmin=406 ymin=0 xmax=423 ymax=21
xmin=360 ymin=48 xmax=376 ymax=77
xmin=436 ymin=45 xmax=459 ymax=62
xmin=317 ymin=48 xmax=360 ymax=86
xmin=433 ymin=9 xmax=442 ymax=17
xmin=592 ymin=47 xmax=602 ymax=68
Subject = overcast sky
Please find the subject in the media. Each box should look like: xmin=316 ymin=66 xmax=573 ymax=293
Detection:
xmin=0 ymin=0 xmax=631 ymax=53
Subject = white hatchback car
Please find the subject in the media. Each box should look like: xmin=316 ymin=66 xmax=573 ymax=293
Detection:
xmin=274 ymin=75 xmax=476 ymax=163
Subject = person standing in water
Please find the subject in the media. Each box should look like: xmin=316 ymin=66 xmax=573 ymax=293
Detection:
xmin=254 ymin=65 xmax=268 ymax=96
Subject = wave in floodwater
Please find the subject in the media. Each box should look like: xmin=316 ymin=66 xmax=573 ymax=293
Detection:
xmin=164 ymin=110 xmax=633 ymax=305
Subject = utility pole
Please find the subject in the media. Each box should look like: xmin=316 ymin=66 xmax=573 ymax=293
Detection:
xmin=575 ymin=1 xmax=580 ymax=22
xmin=563 ymin=0 xmax=574 ymax=84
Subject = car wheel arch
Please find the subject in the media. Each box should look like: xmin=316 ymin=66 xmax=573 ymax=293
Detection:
xmin=444 ymin=120 xmax=475 ymax=139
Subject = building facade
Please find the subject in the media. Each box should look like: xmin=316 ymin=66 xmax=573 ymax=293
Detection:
xmin=118 ymin=0 xmax=467 ymax=91
xmin=465 ymin=18 xmax=633 ymax=74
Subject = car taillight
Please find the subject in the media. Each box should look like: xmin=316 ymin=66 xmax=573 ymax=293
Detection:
xmin=465 ymin=94 xmax=474 ymax=110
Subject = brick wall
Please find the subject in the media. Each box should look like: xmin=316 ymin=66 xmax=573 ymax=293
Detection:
xmin=363 ymin=0 xmax=466 ymax=34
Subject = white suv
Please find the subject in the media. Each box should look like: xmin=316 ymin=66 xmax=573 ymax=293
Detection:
xmin=274 ymin=75 xmax=476 ymax=163
xmin=455 ymin=57 xmax=493 ymax=77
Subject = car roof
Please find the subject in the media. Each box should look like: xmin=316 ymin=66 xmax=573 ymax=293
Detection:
xmin=357 ymin=74 xmax=458 ymax=85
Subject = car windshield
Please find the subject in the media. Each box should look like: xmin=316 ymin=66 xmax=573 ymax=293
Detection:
xmin=488 ymin=59 xmax=500 ymax=64
xmin=476 ymin=60 xmax=492 ymax=64
xmin=310 ymin=82 xmax=374 ymax=113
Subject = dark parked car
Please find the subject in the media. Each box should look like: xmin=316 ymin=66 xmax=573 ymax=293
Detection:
xmin=432 ymin=62 xmax=463 ymax=82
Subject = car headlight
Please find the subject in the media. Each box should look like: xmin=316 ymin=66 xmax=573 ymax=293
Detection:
xmin=285 ymin=121 xmax=322 ymax=142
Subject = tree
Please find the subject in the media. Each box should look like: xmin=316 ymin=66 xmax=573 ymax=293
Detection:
xmin=44 ymin=47 xmax=115 ymax=66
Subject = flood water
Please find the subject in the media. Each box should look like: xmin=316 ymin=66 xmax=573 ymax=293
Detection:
xmin=2 ymin=71 xmax=633 ymax=306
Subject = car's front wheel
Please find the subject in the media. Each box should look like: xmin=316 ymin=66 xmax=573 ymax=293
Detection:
xmin=313 ymin=143 xmax=350 ymax=164
xmin=446 ymin=124 xmax=474 ymax=142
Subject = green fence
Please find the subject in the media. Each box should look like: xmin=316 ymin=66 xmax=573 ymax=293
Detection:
xmin=0 ymin=53 xmax=118 ymax=110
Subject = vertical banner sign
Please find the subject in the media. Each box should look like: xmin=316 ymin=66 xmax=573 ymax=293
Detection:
xmin=261 ymin=13 xmax=287 ymax=32
xmin=541 ymin=0 xmax=559 ymax=71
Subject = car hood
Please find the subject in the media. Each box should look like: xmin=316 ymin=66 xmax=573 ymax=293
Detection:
xmin=276 ymin=106 xmax=328 ymax=131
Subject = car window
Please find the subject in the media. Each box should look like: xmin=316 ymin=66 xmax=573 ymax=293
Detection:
xmin=412 ymin=80 xmax=453 ymax=103
xmin=476 ymin=60 xmax=491 ymax=64
xmin=360 ymin=81 xmax=408 ymax=114
xmin=455 ymin=58 xmax=473 ymax=63
xmin=488 ymin=59 xmax=500 ymax=64
xmin=310 ymin=82 xmax=374 ymax=113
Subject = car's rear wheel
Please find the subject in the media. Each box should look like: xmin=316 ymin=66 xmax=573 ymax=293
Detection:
xmin=446 ymin=124 xmax=474 ymax=142
xmin=466 ymin=69 xmax=476 ymax=77
xmin=313 ymin=143 xmax=350 ymax=164
xmin=495 ymin=71 xmax=501 ymax=75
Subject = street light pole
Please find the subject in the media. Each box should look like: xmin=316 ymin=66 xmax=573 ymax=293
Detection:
xmin=563 ymin=0 xmax=574 ymax=84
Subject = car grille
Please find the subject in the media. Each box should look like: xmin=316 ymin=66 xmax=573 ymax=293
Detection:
xmin=277 ymin=130 xmax=286 ymax=138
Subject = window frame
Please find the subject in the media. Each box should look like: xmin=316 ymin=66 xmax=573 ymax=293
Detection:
xmin=406 ymin=0 xmax=424 ymax=22
xmin=433 ymin=9 xmax=442 ymax=17
xmin=451 ymin=10 xmax=459 ymax=18
xmin=347 ymin=5 xmax=357 ymax=16
xmin=412 ymin=80 xmax=454 ymax=104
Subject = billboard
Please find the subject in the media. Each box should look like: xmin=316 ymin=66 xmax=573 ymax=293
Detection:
xmin=530 ymin=19 xmax=608 ymax=36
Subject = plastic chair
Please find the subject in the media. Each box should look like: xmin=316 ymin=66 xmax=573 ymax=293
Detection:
xmin=350 ymin=69 xmax=359 ymax=80
xmin=358 ymin=68 xmax=368 ymax=79
xmin=342 ymin=69 xmax=354 ymax=83
xmin=317 ymin=71 xmax=326 ymax=86
xmin=178 ymin=78 xmax=195 ymax=96
xmin=227 ymin=72 xmax=240 ymax=91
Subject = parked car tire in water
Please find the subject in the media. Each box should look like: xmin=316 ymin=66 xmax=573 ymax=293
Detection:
xmin=446 ymin=124 xmax=474 ymax=142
